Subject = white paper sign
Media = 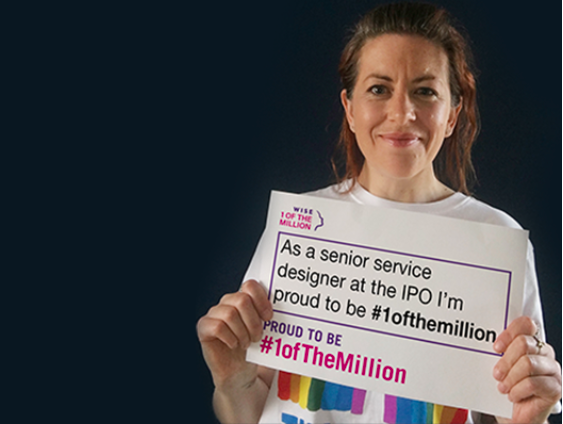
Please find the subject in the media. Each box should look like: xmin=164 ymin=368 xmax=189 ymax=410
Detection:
xmin=246 ymin=191 xmax=528 ymax=418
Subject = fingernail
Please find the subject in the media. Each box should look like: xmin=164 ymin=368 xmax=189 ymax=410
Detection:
xmin=497 ymin=382 xmax=508 ymax=394
xmin=493 ymin=367 xmax=503 ymax=380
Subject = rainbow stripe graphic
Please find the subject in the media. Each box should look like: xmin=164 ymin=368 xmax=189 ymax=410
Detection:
xmin=383 ymin=395 xmax=468 ymax=424
xmin=277 ymin=371 xmax=366 ymax=415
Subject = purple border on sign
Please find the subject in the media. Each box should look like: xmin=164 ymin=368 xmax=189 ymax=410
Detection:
xmin=267 ymin=231 xmax=512 ymax=357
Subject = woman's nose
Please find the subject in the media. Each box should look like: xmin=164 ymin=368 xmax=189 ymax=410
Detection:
xmin=386 ymin=91 xmax=416 ymax=124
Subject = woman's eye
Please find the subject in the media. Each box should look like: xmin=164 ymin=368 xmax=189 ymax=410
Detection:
xmin=415 ymin=87 xmax=438 ymax=97
xmin=369 ymin=85 xmax=388 ymax=95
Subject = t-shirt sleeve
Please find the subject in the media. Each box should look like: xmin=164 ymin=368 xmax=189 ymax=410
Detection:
xmin=522 ymin=242 xmax=546 ymax=340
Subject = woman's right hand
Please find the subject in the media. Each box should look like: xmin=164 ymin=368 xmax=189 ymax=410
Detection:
xmin=197 ymin=280 xmax=274 ymax=392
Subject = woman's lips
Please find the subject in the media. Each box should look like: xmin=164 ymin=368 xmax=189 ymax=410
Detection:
xmin=379 ymin=132 xmax=421 ymax=147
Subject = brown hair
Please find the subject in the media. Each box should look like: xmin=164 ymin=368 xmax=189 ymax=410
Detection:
xmin=332 ymin=2 xmax=479 ymax=194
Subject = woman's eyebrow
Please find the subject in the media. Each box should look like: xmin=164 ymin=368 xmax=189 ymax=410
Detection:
xmin=363 ymin=73 xmax=438 ymax=83
xmin=364 ymin=73 xmax=393 ymax=82
xmin=412 ymin=75 xmax=437 ymax=83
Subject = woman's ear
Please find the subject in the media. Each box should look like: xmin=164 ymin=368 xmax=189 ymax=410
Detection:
xmin=445 ymin=98 xmax=463 ymax=138
xmin=340 ymin=89 xmax=355 ymax=133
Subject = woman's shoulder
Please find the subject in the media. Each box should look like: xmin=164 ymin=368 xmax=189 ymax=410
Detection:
xmin=452 ymin=194 xmax=524 ymax=230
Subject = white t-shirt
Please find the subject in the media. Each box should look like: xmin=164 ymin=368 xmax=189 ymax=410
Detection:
xmin=243 ymin=181 xmax=552 ymax=424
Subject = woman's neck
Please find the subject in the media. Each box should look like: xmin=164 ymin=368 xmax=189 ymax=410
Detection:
xmin=357 ymin=166 xmax=454 ymax=204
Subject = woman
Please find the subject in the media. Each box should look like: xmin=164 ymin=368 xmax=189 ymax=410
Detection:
xmin=197 ymin=3 xmax=561 ymax=423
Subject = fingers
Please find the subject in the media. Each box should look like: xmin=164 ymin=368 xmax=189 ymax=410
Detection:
xmin=198 ymin=314 xmax=241 ymax=349
xmin=494 ymin=318 xmax=555 ymax=382
xmin=497 ymin=354 xmax=561 ymax=397
xmin=492 ymin=316 xmax=562 ymax=412
xmin=506 ymin=375 xmax=562 ymax=404
xmin=493 ymin=316 xmax=537 ymax=354
xmin=199 ymin=304 xmax=253 ymax=349
xmin=220 ymin=293 xmax=263 ymax=345
xmin=240 ymin=280 xmax=274 ymax=322
xmin=495 ymin=335 xmax=551 ymax=380
xmin=197 ymin=280 xmax=273 ymax=350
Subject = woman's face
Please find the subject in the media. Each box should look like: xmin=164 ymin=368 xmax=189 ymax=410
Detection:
xmin=341 ymin=34 xmax=461 ymax=185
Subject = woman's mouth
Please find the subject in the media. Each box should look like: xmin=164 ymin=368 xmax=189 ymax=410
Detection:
xmin=379 ymin=132 xmax=421 ymax=147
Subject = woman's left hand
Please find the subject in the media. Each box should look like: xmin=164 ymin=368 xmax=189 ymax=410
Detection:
xmin=493 ymin=316 xmax=561 ymax=423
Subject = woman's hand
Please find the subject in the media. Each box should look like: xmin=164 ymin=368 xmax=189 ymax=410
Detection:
xmin=493 ymin=316 xmax=561 ymax=423
xmin=197 ymin=279 xmax=273 ymax=390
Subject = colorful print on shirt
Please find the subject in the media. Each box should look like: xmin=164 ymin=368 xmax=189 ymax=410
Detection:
xmin=277 ymin=371 xmax=367 ymax=414
xmin=276 ymin=371 xmax=468 ymax=424
xmin=383 ymin=394 xmax=468 ymax=424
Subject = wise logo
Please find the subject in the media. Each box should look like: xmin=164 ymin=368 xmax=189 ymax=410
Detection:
xmin=277 ymin=371 xmax=366 ymax=414
xmin=279 ymin=207 xmax=324 ymax=231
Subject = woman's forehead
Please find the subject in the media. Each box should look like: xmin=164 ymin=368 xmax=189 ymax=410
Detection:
xmin=356 ymin=34 xmax=449 ymax=81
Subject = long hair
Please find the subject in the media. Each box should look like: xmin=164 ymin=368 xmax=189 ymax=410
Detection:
xmin=332 ymin=2 xmax=479 ymax=194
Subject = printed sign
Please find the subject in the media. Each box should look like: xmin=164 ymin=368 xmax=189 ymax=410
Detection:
xmin=246 ymin=191 xmax=528 ymax=418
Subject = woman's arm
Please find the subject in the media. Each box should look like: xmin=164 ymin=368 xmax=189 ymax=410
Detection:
xmin=213 ymin=366 xmax=275 ymax=424
xmin=197 ymin=280 xmax=274 ymax=424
